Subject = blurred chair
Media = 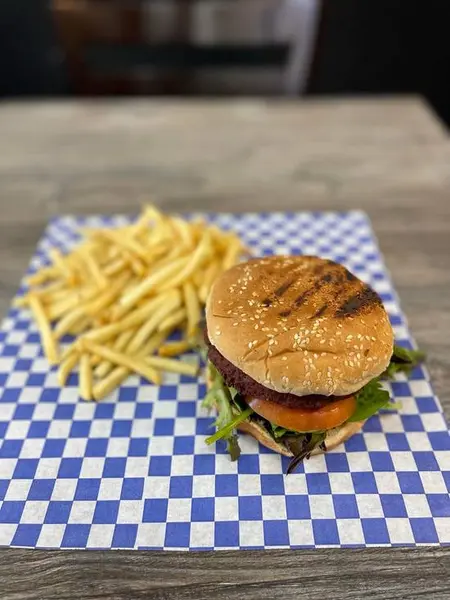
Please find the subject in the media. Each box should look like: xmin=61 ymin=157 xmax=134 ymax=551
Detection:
xmin=52 ymin=0 xmax=321 ymax=95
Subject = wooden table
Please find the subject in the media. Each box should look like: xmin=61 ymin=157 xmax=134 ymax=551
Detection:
xmin=1 ymin=97 xmax=449 ymax=599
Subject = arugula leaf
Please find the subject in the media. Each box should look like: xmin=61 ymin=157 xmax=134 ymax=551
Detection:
xmin=284 ymin=432 xmax=327 ymax=474
xmin=205 ymin=407 xmax=253 ymax=445
xmin=227 ymin=434 xmax=241 ymax=461
xmin=348 ymin=378 xmax=390 ymax=422
xmin=382 ymin=345 xmax=425 ymax=378
xmin=391 ymin=345 xmax=426 ymax=365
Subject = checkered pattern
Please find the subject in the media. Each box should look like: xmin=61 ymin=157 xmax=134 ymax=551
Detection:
xmin=0 ymin=211 xmax=449 ymax=550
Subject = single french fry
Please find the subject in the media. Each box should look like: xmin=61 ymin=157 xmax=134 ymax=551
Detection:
xmin=33 ymin=280 xmax=66 ymax=301
xmin=28 ymin=294 xmax=59 ymax=364
xmin=158 ymin=307 xmax=186 ymax=333
xmin=54 ymin=306 xmax=85 ymax=340
xmin=50 ymin=248 xmax=77 ymax=286
xmin=47 ymin=284 xmax=99 ymax=321
xmin=47 ymin=295 xmax=80 ymax=321
xmin=57 ymin=350 xmax=79 ymax=386
xmin=81 ymin=247 xmax=109 ymax=288
xmin=171 ymin=217 xmax=193 ymax=248
xmin=67 ymin=316 xmax=90 ymax=336
xmin=142 ymin=204 xmax=164 ymax=227
xmin=199 ymin=260 xmax=221 ymax=303
xmin=126 ymin=291 xmax=181 ymax=354
xmin=145 ymin=355 xmax=198 ymax=377
xmin=94 ymin=328 xmax=135 ymax=379
xmin=13 ymin=295 xmax=29 ymax=308
xmin=158 ymin=341 xmax=191 ymax=357
xmin=103 ymin=257 xmax=127 ymax=277
xmin=141 ymin=330 xmax=170 ymax=356
xmin=41 ymin=288 xmax=69 ymax=305
xmin=182 ymin=281 xmax=201 ymax=336
xmin=119 ymin=256 xmax=189 ymax=309
xmin=124 ymin=251 xmax=146 ymax=277
xmin=81 ymin=339 xmax=161 ymax=385
xmin=84 ymin=272 xmax=130 ymax=317
xmin=83 ymin=321 xmax=124 ymax=343
xmin=79 ymin=353 xmax=93 ymax=400
xmin=93 ymin=366 xmax=130 ymax=400
xmin=160 ymin=232 xmax=211 ymax=291
xmin=222 ymin=239 xmax=244 ymax=271
xmin=192 ymin=270 xmax=203 ymax=289
xmin=130 ymin=210 xmax=151 ymax=236
xmin=26 ymin=266 xmax=60 ymax=286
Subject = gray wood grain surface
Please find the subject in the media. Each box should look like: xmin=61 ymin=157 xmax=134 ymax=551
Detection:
xmin=0 ymin=97 xmax=449 ymax=599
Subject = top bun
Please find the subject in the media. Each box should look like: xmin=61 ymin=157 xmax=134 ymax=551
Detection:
xmin=206 ymin=256 xmax=393 ymax=397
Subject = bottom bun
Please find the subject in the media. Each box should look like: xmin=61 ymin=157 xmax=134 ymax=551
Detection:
xmin=237 ymin=418 xmax=365 ymax=457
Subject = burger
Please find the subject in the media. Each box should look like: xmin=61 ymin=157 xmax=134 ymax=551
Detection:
xmin=203 ymin=255 xmax=422 ymax=473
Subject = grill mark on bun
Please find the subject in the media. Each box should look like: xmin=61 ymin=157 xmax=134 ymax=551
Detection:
xmin=274 ymin=277 xmax=297 ymax=297
xmin=335 ymin=285 xmax=381 ymax=317
xmin=262 ymin=276 xmax=300 ymax=310
xmin=311 ymin=303 xmax=328 ymax=318
xmin=293 ymin=271 xmax=331 ymax=308
xmin=294 ymin=289 xmax=313 ymax=306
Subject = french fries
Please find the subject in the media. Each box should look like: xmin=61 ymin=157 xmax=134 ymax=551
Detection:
xmin=20 ymin=205 xmax=248 ymax=401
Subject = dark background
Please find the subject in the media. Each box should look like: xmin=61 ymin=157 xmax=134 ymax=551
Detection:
xmin=1 ymin=0 xmax=450 ymax=126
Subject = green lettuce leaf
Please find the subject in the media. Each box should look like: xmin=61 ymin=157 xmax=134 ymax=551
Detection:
xmin=348 ymin=378 xmax=390 ymax=422
xmin=350 ymin=344 xmax=426 ymax=422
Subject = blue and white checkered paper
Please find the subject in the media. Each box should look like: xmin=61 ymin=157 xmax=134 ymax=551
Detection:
xmin=0 ymin=211 xmax=449 ymax=550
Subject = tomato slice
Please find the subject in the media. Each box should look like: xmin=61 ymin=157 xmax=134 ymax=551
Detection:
xmin=246 ymin=394 xmax=356 ymax=432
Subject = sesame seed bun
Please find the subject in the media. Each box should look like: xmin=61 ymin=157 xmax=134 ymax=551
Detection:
xmin=206 ymin=255 xmax=394 ymax=397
